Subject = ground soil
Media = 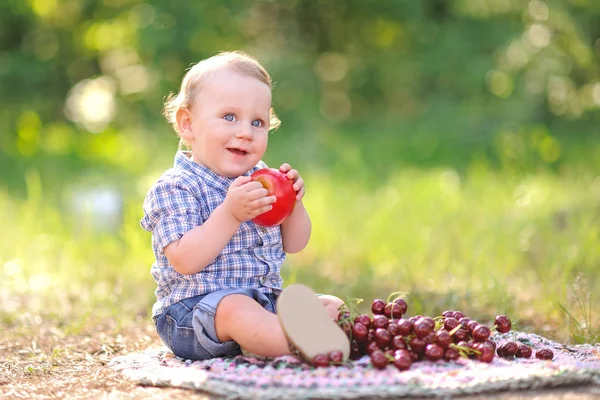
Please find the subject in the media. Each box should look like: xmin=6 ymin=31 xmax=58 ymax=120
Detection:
xmin=1 ymin=318 xmax=598 ymax=399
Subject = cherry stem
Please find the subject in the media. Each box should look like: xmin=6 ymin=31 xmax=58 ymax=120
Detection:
xmin=449 ymin=324 xmax=462 ymax=336
xmin=450 ymin=343 xmax=476 ymax=358
xmin=340 ymin=297 xmax=363 ymax=320
xmin=386 ymin=291 xmax=409 ymax=304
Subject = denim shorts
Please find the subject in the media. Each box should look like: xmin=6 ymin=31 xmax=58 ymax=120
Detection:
xmin=155 ymin=288 xmax=279 ymax=360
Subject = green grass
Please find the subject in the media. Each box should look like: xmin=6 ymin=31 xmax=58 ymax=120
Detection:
xmin=558 ymin=272 xmax=600 ymax=344
xmin=291 ymin=165 xmax=600 ymax=341
xmin=1 ymin=162 xmax=599 ymax=343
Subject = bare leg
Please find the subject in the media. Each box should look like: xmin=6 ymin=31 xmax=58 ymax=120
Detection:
xmin=214 ymin=294 xmax=291 ymax=357
xmin=214 ymin=293 xmax=346 ymax=358
xmin=318 ymin=295 xmax=345 ymax=320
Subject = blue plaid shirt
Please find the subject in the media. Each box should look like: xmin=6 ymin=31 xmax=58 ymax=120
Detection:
xmin=141 ymin=151 xmax=285 ymax=319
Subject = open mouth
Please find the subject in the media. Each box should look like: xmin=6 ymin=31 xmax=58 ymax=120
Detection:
xmin=228 ymin=148 xmax=248 ymax=156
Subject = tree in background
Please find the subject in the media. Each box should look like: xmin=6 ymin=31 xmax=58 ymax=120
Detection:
xmin=0 ymin=0 xmax=599 ymax=194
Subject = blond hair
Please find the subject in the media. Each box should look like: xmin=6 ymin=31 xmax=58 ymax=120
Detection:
xmin=163 ymin=51 xmax=281 ymax=145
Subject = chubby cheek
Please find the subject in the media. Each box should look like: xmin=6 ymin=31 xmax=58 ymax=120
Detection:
xmin=253 ymin=133 xmax=268 ymax=153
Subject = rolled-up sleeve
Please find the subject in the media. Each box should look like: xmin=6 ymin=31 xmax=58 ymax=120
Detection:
xmin=141 ymin=180 xmax=203 ymax=254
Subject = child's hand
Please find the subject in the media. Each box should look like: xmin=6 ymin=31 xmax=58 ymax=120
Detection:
xmin=279 ymin=163 xmax=305 ymax=201
xmin=223 ymin=176 xmax=276 ymax=222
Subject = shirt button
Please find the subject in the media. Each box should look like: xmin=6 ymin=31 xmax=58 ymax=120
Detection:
xmin=260 ymin=277 xmax=267 ymax=284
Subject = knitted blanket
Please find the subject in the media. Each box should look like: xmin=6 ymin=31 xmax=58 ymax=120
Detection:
xmin=110 ymin=332 xmax=600 ymax=399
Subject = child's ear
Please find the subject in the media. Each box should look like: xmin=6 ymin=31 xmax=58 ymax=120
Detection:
xmin=176 ymin=107 xmax=193 ymax=141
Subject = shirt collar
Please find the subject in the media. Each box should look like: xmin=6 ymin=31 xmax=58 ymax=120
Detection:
xmin=174 ymin=151 xmax=257 ymax=190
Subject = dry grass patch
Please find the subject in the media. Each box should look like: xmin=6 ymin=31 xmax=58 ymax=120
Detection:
xmin=0 ymin=316 xmax=210 ymax=399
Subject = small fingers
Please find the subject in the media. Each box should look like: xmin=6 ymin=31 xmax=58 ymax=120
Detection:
xmin=296 ymin=186 xmax=305 ymax=201
xmin=286 ymin=169 xmax=300 ymax=182
xmin=243 ymin=181 xmax=266 ymax=191
xmin=231 ymin=175 xmax=252 ymax=188
xmin=264 ymin=195 xmax=277 ymax=205
xmin=292 ymin=177 xmax=304 ymax=192
xmin=254 ymin=204 xmax=273 ymax=216
xmin=247 ymin=187 xmax=269 ymax=200
xmin=279 ymin=163 xmax=291 ymax=173
xmin=248 ymin=195 xmax=276 ymax=208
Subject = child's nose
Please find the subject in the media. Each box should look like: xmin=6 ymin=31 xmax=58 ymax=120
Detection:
xmin=236 ymin=124 xmax=252 ymax=139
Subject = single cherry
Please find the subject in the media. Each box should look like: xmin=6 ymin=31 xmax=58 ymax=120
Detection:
xmin=435 ymin=329 xmax=452 ymax=348
xmin=366 ymin=341 xmax=380 ymax=355
xmin=328 ymin=350 xmax=343 ymax=363
xmin=312 ymin=353 xmax=329 ymax=367
xmin=420 ymin=317 xmax=435 ymax=331
xmin=370 ymin=350 xmax=389 ymax=369
xmin=372 ymin=315 xmax=389 ymax=330
xmin=452 ymin=311 xmax=465 ymax=320
xmin=352 ymin=322 xmax=368 ymax=343
xmin=494 ymin=315 xmax=512 ymax=334
xmin=472 ymin=325 xmax=491 ymax=342
xmin=424 ymin=344 xmax=444 ymax=361
xmin=391 ymin=335 xmax=407 ymax=350
xmin=453 ymin=328 xmax=469 ymax=342
xmin=414 ymin=320 xmax=433 ymax=338
xmin=516 ymin=343 xmax=532 ymax=358
xmin=409 ymin=337 xmax=426 ymax=354
xmin=444 ymin=347 xmax=460 ymax=361
xmin=393 ymin=350 xmax=412 ymax=371
xmin=384 ymin=302 xmax=403 ymax=319
xmin=396 ymin=319 xmax=414 ymax=336
xmin=354 ymin=314 xmax=371 ymax=329
xmin=374 ymin=328 xmax=391 ymax=349
xmin=477 ymin=344 xmax=495 ymax=363
xmin=387 ymin=322 xmax=401 ymax=337
xmin=394 ymin=298 xmax=408 ymax=315
xmin=443 ymin=317 xmax=459 ymax=332
xmin=497 ymin=341 xmax=518 ymax=357
xmin=372 ymin=299 xmax=386 ymax=315
xmin=535 ymin=349 xmax=554 ymax=360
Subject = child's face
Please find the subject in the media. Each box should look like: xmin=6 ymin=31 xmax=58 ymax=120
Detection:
xmin=181 ymin=69 xmax=272 ymax=178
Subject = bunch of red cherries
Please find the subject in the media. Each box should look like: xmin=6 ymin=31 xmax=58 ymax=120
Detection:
xmin=313 ymin=297 xmax=554 ymax=369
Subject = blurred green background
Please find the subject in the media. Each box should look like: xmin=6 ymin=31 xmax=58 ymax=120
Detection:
xmin=1 ymin=0 xmax=599 ymax=342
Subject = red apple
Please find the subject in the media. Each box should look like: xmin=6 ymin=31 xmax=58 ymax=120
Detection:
xmin=250 ymin=168 xmax=296 ymax=227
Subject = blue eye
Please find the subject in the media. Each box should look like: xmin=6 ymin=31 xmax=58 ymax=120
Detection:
xmin=252 ymin=120 xmax=262 ymax=127
xmin=224 ymin=114 xmax=235 ymax=122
